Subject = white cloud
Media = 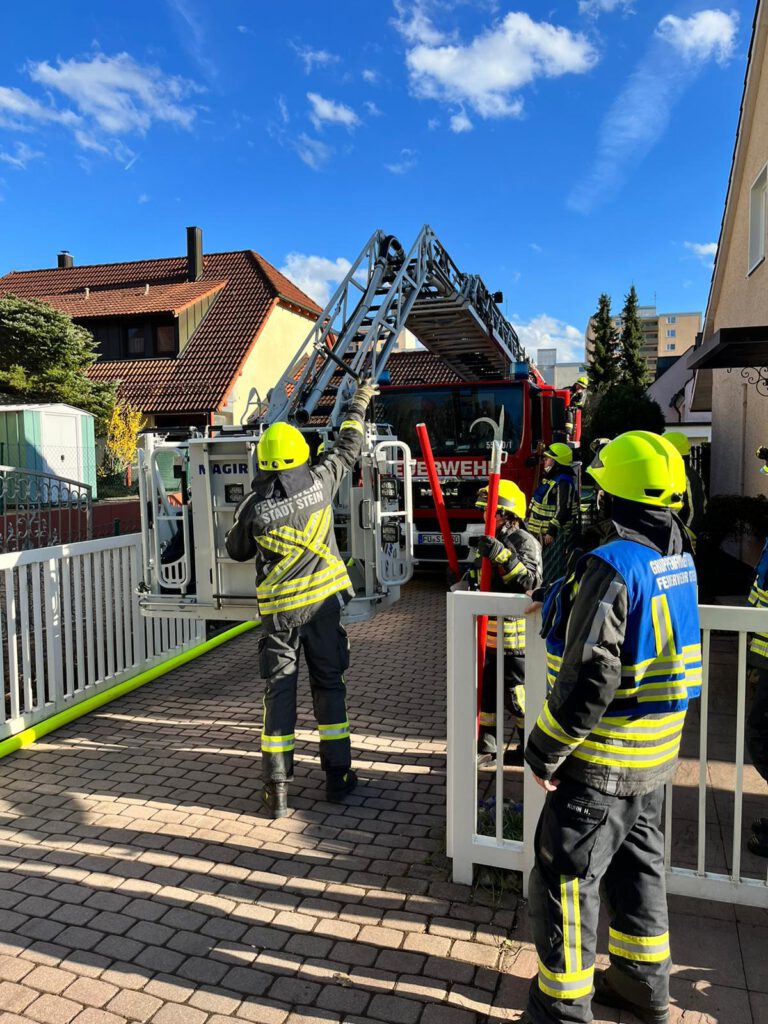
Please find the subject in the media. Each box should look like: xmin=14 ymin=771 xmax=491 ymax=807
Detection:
xmin=513 ymin=314 xmax=585 ymax=364
xmin=28 ymin=52 xmax=200 ymax=135
xmin=569 ymin=11 xmax=739 ymax=213
xmin=295 ymin=132 xmax=333 ymax=170
xmin=385 ymin=148 xmax=417 ymax=174
xmin=166 ymin=0 xmax=218 ymax=80
xmin=291 ymin=43 xmax=340 ymax=74
xmin=237 ymin=25 xmax=249 ymax=35
xmin=138 ymin=192 xmax=150 ymax=204
xmin=277 ymin=95 xmax=290 ymax=125
xmin=684 ymin=241 xmax=718 ymax=265
xmin=579 ymin=0 xmax=634 ymax=16
xmin=398 ymin=8 xmax=598 ymax=120
xmin=656 ymin=10 xmax=738 ymax=65
xmin=427 ymin=117 xmax=440 ymax=130
xmin=365 ymin=100 xmax=383 ymax=117
xmin=279 ymin=253 xmax=353 ymax=306
xmin=449 ymin=110 xmax=473 ymax=133
xmin=392 ymin=0 xmax=450 ymax=46
xmin=362 ymin=68 xmax=379 ymax=84
xmin=0 ymin=141 xmax=43 ymax=169
xmin=307 ymin=92 xmax=360 ymax=131
xmin=0 ymin=85 xmax=79 ymax=130
xmin=530 ymin=242 xmax=543 ymax=253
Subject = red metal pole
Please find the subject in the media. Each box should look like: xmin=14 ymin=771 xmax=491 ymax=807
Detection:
xmin=477 ymin=442 xmax=503 ymax=734
xmin=415 ymin=423 xmax=461 ymax=580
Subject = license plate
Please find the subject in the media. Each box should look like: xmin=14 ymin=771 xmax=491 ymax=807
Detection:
xmin=418 ymin=532 xmax=462 ymax=545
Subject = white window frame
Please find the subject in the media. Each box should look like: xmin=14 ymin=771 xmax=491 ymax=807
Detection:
xmin=748 ymin=162 xmax=768 ymax=274
xmin=666 ymin=343 xmax=676 ymax=351
xmin=667 ymin=315 xmax=677 ymax=324
xmin=666 ymin=329 xmax=676 ymax=338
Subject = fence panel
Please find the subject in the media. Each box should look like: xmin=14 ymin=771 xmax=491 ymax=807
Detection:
xmin=0 ymin=534 xmax=204 ymax=742
xmin=447 ymin=589 xmax=768 ymax=908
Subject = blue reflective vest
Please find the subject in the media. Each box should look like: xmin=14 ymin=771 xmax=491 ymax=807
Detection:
xmin=592 ymin=540 xmax=701 ymax=715
xmin=537 ymin=539 xmax=701 ymax=785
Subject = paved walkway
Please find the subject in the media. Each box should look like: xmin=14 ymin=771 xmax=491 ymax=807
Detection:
xmin=0 ymin=577 xmax=766 ymax=1024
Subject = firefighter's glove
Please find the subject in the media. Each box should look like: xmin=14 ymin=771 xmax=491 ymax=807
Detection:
xmin=353 ymin=379 xmax=380 ymax=408
xmin=475 ymin=535 xmax=511 ymax=564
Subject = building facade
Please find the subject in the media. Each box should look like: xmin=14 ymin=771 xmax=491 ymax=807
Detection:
xmin=689 ymin=0 xmax=768 ymax=562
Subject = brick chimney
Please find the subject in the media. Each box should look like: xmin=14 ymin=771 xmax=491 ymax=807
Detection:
xmin=57 ymin=250 xmax=74 ymax=269
xmin=186 ymin=226 xmax=203 ymax=282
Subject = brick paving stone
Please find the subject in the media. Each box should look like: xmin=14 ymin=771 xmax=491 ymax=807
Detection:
xmin=151 ymin=1004 xmax=207 ymax=1024
xmin=0 ymin=982 xmax=37 ymax=1013
xmin=105 ymin=991 xmax=163 ymax=1022
xmin=63 ymin=979 xmax=119 ymax=1009
xmin=268 ymin=977 xmax=321 ymax=1006
xmin=25 ymin=967 xmax=78 ymax=995
xmin=421 ymin=1005 xmax=477 ymax=1024
xmin=71 ymin=1011 xmax=127 ymax=1024
xmin=0 ymin=956 xmax=34 ymax=982
xmin=366 ymin=993 xmax=422 ymax=1024
xmin=25 ymin=994 xmax=82 ymax=1024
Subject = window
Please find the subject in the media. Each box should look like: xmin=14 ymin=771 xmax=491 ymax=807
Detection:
xmin=666 ymin=343 xmax=676 ymax=351
xmin=666 ymin=329 xmax=676 ymax=338
xmin=666 ymin=316 xmax=677 ymax=324
xmin=155 ymin=324 xmax=176 ymax=356
xmin=125 ymin=326 xmax=146 ymax=356
xmin=749 ymin=163 xmax=768 ymax=273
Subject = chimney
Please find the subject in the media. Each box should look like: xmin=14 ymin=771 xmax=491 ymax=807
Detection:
xmin=57 ymin=250 xmax=74 ymax=269
xmin=186 ymin=226 xmax=203 ymax=282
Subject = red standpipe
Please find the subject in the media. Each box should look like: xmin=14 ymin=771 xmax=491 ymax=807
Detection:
xmin=415 ymin=423 xmax=461 ymax=581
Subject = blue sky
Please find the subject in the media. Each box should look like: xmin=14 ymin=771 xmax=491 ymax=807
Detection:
xmin=0 ymin=1 xmax=752 ymax=361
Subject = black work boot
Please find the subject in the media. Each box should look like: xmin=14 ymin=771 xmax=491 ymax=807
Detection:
xmin=593 ymin=970 xmax=669 ymax=1024
xmin=326 ymin=769 xmax=358 ymax=802
xmin=261 ymin=781 xmax=288 ymax=819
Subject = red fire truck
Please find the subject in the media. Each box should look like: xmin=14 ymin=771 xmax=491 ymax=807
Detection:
xmin=376 ymin=351 xmax=579 ymax=563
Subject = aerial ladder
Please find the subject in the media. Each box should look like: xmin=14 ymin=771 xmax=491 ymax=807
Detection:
xmin=137 ymin=225 xmax=530 ymax=624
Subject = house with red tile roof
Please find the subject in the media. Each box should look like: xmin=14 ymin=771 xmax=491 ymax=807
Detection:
xmin=0 ymin=227 xmax=322 ymax=429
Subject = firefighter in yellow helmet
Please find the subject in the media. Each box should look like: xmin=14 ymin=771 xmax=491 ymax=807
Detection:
xmin=664 ymin=431 xmax=706 ymax=552
xmin=225 ymin=380 xmax=379 ymax=818
xmin=566 ymin=375 xmax=588 ymax=441
xmin=529 ymin=443 xmax=578 ymax=582
xmin=468 ymin=480 xmax=542 ymax=766
xmin=520 ymin=431 xmax=700 ymax=1024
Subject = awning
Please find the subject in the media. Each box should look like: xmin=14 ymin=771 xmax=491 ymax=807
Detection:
xmin=688 ymin=324 xmax=768 ymax=369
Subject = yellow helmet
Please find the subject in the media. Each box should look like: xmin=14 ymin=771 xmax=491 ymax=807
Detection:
xmin=664 ymin=431 xmax=691 ymax=457
xmin=575 ymin=375 xmax=588 ymax=388
xmin=475 ymin=480 xmax=527 ymax=519
xmin=257 ymin=423 xmax=310 ymax=471
xmin=544 ymin=442 xmax=573 ymax=466
xmin=588 ymin=430 xmax=685 ymax=509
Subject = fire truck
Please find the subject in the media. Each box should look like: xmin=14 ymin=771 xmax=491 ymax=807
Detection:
xmin=375 ymin=352 xmax=577 ymax=564
xmin=136 ymin=225 xmax=579 ymax=624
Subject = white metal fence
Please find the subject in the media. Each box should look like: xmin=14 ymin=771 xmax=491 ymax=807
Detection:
xmin=0 ymin=534 xmax=204 ymax=741
xmin=447 ymin=590 xmax=768 ymax=908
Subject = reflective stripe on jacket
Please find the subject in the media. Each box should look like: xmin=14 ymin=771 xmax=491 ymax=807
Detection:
xmin=470 ymin=524 xmax=543 ymax=652
xmin=529 ymin=472 xmax=576 ymax=538
xmin=227 ymin=408 xmax=366 ymax=631
xmin=528 ymin=535 xmax=701 ymax=796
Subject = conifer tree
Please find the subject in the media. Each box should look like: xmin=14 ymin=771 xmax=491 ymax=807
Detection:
xmin=618 ymin=284 xmax=650 ymax=389
xmin=587 ymin=293 xmax=619 ymax=394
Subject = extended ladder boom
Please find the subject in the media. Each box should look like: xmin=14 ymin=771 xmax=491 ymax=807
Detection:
xmin=262 ymin=225 xmax=528 ymax=431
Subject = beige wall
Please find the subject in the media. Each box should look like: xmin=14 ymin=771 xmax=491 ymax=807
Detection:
xmin=224 ymin=303 xmax=313 ymax=425
xmin=706 ymin=17 xmax=768 ymax=509
xmin=656 ymin=313 xmax=699 ymax=358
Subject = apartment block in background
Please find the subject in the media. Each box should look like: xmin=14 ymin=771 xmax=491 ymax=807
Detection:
xmin=586 ymin=306 xmax=701 ymax=379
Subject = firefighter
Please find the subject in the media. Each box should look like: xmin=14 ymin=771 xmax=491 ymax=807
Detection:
xmin=468 ymin=480 xmax=542 ymax=767
xmin=225 ymin=379 xmax=379 ymax=819
xmin=520 ymin=431 xmax=700 ymax=1024
xmin=529 ymin=443 xmax=578 ymax=582
xmin=565 ymin=375 xmax=588 ymax=441
xmin=747 ymin=453 xmax=768 ymax=857
xmin=664 ymin=431 xmax=706 ymax=552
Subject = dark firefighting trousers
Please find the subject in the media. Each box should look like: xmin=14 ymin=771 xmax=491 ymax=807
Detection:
xmin=526 ymin=778 xmax=670 ymax=1024
xmin=478 ymin=652 xmax=525 ymax=755
xmin=748 ymin=667 xmax=768 ymax=784
xmin=258 ymin=600 xmax=351 ymax=782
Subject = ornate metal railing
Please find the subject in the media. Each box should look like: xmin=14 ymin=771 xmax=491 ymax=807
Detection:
xmin=0 ymin=465 xmax=92 ymax=554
